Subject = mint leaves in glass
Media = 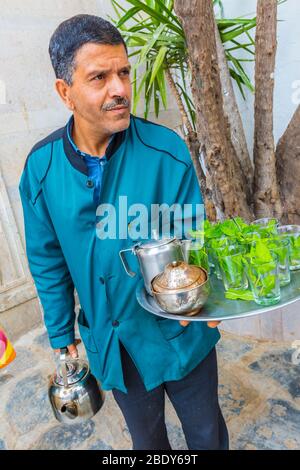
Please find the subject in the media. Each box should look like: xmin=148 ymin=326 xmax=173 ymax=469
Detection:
xmin=252 ymin=217 xmax=279 ymax=236
xmin=181 ymin=239 xmax=209 ymax=272
xmin=264 ymin=237 xmax=290 ymax=286
xmin=245 ymin=241 xmax=281 ymax=306
xmin=208 ymin=237 xmax=237 ymax=280
xmin=218 ymin=245 xmax=248 ymax=291
xmin=189 ymin=217 xmax=297 ymax=305
xmin=278 ymin=225 xmax=300 ymax=271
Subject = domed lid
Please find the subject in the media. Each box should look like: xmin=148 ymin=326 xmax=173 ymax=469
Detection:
xmin=54 ymin=359 xmax=89 ymax=386
xmin=152 ymin=260 xmax=206 ymax=292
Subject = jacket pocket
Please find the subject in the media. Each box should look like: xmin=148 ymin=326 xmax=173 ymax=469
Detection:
xmin=156 ymin=317 xmax=189 ymax=341
xmin=77 ymin=308 xmax=98 ymax=353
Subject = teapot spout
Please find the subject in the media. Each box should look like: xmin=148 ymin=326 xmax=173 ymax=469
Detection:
xmin=60 ymin=402 xmax=78 ymax=420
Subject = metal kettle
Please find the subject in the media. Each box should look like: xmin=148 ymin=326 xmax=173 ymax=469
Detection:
xmin=119 ymin=237 xmax=184 ymax=295
xmin=48 ymin=348 xmax=105 ymax=424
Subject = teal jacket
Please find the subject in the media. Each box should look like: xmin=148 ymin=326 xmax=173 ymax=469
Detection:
xmin=19 ymin=114 xmax=220 ymax=393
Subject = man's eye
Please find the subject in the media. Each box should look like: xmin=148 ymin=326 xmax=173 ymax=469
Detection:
xmin=120 ymin=70 xmax=130 ymax=76
xmin=94 ymin=74 xmax=104 ymax=81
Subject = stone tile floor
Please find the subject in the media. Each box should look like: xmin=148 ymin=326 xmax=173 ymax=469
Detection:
xmin=0 ymin=325 xmax=299 ymax=450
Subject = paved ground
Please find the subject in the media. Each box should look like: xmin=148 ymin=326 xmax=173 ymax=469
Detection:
xmin=0 ymin=325 xmax=299 ymax=450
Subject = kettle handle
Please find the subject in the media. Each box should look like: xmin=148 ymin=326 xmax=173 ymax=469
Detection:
xmin=60 ymin=347 xmax=69 ymax=389
xmin=119 ymin=248 xmax=136 ymax=277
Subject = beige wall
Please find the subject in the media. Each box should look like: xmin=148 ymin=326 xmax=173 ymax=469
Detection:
xmin=0 ymin=0 xmax=298 ymax=342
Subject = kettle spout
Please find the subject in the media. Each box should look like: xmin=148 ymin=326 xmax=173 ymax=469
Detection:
xmin=60 ymin=402 xmax=78 ymax=420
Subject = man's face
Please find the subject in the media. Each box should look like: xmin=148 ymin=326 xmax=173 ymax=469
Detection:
xmin=65 ymin=42 xmax=132 ymax=134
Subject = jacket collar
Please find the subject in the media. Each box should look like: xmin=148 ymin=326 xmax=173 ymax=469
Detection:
xmin=63 ymin=115 xmax=128 ymax=176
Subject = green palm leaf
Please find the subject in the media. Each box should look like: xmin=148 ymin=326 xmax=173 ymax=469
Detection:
xmin=110 ymin=0 xmax=257 ymax=121
xmin=148 ymin=46 xmax=168 ymax=90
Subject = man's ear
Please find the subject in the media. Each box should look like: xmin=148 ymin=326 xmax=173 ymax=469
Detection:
xmin=55 ymin=79 xmax=74 ymax=111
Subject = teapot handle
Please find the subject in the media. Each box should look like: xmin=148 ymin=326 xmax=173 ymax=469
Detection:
xmin=119 ymin=248 xmax=136 ymax=277
xmin=60 ymin=347 xmax=69 ymax=389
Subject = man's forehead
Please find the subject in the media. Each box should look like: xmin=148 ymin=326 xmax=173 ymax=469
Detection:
xmin=75 ymin=42 xmax=128 ymax=69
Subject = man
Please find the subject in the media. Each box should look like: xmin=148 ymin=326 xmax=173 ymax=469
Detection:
xmin=19 ymin=14 xmax=228 ymax=450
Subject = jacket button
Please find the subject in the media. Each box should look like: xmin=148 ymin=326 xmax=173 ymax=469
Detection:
xmin=112 ymin=320 xmax=119 ymax=327
xmin=99 ymin=277 xmax=105 ymax=284
xmin=86 ymin=179 xmax=94 ymax=188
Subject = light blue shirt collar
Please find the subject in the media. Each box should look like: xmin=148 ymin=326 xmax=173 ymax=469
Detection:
xmin=66 ymin=116 xmax=114 ymax=160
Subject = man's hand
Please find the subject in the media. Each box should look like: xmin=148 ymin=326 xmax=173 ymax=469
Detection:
xmin=54 ymin=338 xmax=81 ymax=358
xmin=180 ymin=320 xmax=221 ymax=328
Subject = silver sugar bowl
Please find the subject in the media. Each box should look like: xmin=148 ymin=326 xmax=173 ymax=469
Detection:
xmin=151 ymin=260 xmax=210 ymax=316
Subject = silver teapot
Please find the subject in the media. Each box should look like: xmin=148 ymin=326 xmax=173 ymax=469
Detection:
xmin=48 ymin=348 xmax=105 ymax=424
xmin=119 ymin=237 xmax=184 ymax=295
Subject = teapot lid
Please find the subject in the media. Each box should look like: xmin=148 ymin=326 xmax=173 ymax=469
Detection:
xmin=54 ymin=359 xmax=89 ymax=386
xmin=152 ymin=260 xmax=206 ymax=291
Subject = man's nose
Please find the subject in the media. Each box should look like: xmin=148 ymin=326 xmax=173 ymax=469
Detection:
xmin=108 ymin=74 xmax=127 ymax=97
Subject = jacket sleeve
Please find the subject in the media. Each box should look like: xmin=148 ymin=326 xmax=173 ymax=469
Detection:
xmin=19 ymin=172 xmax=76 ymax=349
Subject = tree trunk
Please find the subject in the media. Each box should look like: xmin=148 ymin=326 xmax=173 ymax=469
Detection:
xmin=174 ymin=0 xmax=253 ymax=221
xmin=276 ymin=105 xmax=300 ymax=224
xmin=215 ymin=23 xmax=254 ymax=208
xmin=165 ymin=68 xmax=217 ymax=220
xmin=253 ymin=0 xmax=282 ymax=219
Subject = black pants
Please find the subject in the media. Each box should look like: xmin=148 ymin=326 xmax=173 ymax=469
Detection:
xmin=112 ymin=342 xmax=229 ymax=450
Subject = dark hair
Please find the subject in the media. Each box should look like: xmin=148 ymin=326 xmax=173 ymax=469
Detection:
xmin=49 ymin=14 xmax=127 ymax=85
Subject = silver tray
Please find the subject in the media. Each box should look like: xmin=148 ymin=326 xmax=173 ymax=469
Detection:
xmin=136 ymin=271 xmax=300 ymax=322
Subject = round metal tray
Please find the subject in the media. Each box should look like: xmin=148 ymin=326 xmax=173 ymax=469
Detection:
xmin=136 ymin=271 xmax=300 ymax=322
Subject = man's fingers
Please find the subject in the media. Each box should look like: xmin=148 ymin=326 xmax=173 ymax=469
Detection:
xmin=207 ymin=321 xmax=221 ymax=328
xmin=54 ymin=339 xmax=81 ymax=357
xmin=68 ymin=343 xmax=79 ymax=358
xmin=180 ymin=321 xmax=221 ymax=328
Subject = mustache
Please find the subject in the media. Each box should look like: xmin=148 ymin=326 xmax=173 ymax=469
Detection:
xmin=103 ymin=97 xmax=130 ymax=111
